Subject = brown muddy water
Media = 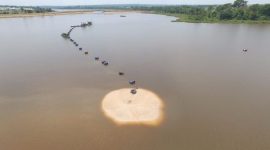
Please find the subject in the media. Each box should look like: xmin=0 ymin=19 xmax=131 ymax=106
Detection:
xmin=1 ymin=12 xmax=270 ymax=150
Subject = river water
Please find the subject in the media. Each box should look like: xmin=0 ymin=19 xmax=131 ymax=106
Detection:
xmin=1 ymin=12 xmax=270 ymax=150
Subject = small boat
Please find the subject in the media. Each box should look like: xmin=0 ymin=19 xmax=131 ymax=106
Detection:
xmin=129 ymin=80 xmax=136 ymax=85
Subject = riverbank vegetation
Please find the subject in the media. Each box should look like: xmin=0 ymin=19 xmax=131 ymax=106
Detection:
xmin=1 ymin=0 xmax=269 ymax=23
xmin=130 ymin=0 xmax=270 ymax=23
xmin=48 ymin=0 xmax=270 ymax=24
xmin=0 ymin=6 xmax=53 ymax=15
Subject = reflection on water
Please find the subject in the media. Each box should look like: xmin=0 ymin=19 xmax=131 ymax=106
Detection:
xmin=1 ymin=13 xmax=270 ymax=150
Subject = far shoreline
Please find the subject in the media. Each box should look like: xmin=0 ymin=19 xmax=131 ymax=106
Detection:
xmin=0 ymin=10 xmax=143 ymax=19
xmin=1 ymin=9 xmax=270 ymax=24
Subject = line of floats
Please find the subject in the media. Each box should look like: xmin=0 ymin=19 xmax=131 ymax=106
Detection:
xmin=61 ymin=21 xmax=138 ymax=95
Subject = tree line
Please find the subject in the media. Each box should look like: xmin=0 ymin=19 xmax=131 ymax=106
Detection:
xmin=130 ymin=0 xmax=270 ymax=22
xmin=0 ymin=6 xmax=53 ymax=15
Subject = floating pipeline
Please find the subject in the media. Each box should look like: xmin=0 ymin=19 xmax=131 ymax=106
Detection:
xmin=61 ymin=21 xmax=138 ymax=95
xmin=61 ymin=21 xmax=92 ymax=38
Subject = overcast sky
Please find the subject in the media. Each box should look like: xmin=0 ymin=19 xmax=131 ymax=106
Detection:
xmin=0 ymin=0 xmax=269 ymax=6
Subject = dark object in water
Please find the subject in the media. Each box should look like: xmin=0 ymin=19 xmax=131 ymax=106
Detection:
xmin=129 ymin=80 xmax=136 ymax=85
xmin=130 ymin=89 xmax=137 ymax=94
xmin=243 ymin=49 xmax=248 ymax=52
xmin=79 ymin=48 xmax=82 ymax=50
xmin=102 ymin=61 xmax=109 ymax=66
xmin=85 ymin=51 xmax=88 ymax=55
xmin=61 ymin=33 xmax=69 ymax=38
xmin=119 ymin=72 xmax=124 ymax=76
xmin=70 ymin=39 xmax=73 ymax=42
xmin=75 ymin=44 xmax=78 ymax=47
xmin=80 ymin=21 xmax=92 ymax=27
xmin=120 ymin=15 xmax=126 ymax=17
xmin=95 ymin=57 xmax=99 ymax=61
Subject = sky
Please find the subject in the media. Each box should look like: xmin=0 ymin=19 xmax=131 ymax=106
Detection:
xmin=0 ymin=0 xmax=269 ymax=6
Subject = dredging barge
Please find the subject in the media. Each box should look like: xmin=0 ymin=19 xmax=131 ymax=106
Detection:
xmin=61 ymin=21 xmax=92 ymax=38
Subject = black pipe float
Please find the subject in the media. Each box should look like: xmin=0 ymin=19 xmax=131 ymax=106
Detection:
xmin=95 ymin=57 xmax=99 ymax=61
xmin=79 ymin=48 xmax=82 ymax=50
xmin=102 ymin=61 xmax=109 ymax=66
xmin=129 ymin=80 xmax=136 ymax=85
xmin=85 ymin=52 xmax=88 ymax=55
xmin=130 ymin=89 xmax=137 ymax=94
xmin=118 ymin=72 xmax=124 ymax=76
xmin=243 ymin=49 xmax=248 ymax=52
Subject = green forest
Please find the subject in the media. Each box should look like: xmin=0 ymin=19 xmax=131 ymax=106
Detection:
xmin=0 ymin=6 xmax=53 ymax=15
xmin=131 ymin=0 xmax=270 ymax=23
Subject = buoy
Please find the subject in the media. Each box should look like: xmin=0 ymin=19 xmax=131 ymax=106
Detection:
xmin=119 ymin=72 xmax=124 ymax=76
xmin=95 ymin=57 xmax=99 ymax=61
xmin=243 ymin=49 xmax=248 ymax=52
xmin=102 ymin=61 xmax=109 ymax=66
xmin=129 ymin=80 xmax=136 ymax=85
xmin=85 ymin=51 xmax=88 ymax=55
xmin=75 ymin=44 xmax=78 ymax=47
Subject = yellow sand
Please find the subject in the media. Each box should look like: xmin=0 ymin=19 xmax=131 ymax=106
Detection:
xmin=101 ymin=88 xmax=164 ymax=126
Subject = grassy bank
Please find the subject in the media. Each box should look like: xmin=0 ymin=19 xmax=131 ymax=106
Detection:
xmin=160 ymin=13 xmax=270 ymax=24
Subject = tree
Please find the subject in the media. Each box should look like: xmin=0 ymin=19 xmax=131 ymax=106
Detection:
xmin=219 ymin=8 xmax=234 ymax=20
xmin=233 ymin=0 xmax=248 ymax=8
xmin=260 ymin=4 xmax=270 ymax=17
